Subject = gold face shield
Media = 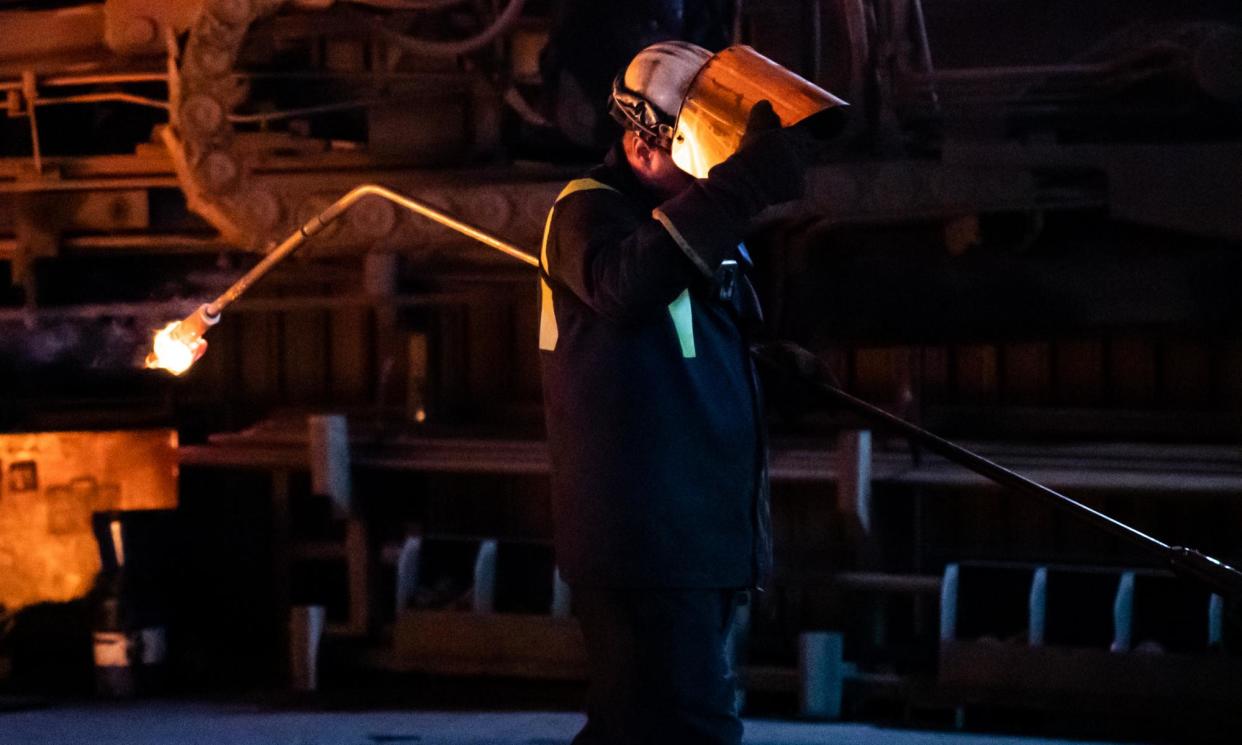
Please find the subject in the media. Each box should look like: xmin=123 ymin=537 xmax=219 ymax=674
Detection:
xmin=670 ymin=46 xmax=848 ymax=179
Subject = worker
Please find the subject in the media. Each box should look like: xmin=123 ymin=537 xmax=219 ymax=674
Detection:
xmin=538 ymin=40 xmax=829 ymax=744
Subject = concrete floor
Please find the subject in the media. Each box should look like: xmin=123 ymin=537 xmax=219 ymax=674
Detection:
xmin=0 ymin=702 xmax=1143 ymax=745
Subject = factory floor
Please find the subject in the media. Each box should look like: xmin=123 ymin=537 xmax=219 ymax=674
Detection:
xmin=0 ymin=701 xmax=1146 ymax=745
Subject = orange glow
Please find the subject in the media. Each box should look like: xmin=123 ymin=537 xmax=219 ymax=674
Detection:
xmin=0 ymin=430 xmax=178 ymax=613
xmin=145 ymin=320 xmax=207 ymax=376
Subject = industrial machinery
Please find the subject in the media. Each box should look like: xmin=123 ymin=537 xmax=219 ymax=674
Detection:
xmin=1 ymin=0 xmax=1241 ymax=725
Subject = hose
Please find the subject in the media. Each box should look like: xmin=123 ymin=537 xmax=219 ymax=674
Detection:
xmin=363 ymin=0 xmax=527 ymax=58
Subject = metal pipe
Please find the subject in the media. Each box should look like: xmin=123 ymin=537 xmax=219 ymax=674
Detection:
xmin=21 ymin=71 xmax=42 ymax=174
xmin=34 ymin=92 xmax=169 ymax=110
xmin=0 ymin=72 xmax=168 ymax=92
xmin=0 ymin=177 xmax=181 ymax=194
xmin=38 ymin=71 xmax=169 ymax=87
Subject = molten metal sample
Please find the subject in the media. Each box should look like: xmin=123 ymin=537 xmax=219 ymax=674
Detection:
xmin=145 ymin=304 xmax=218 ymax=375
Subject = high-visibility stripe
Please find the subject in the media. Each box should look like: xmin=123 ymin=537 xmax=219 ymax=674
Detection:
xmin=667 ymin=289 xmax=696 ymax=358
xmin=539 ymin=278 xmax=559 ymax=351
xmin=539 ymin=178 xmax=617 ymax=351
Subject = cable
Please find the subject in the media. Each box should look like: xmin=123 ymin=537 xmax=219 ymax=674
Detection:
xmin=227 ymin=96 xmax=389 ymax=123
xmin=364 ymin=0 xmax=527 ymax=58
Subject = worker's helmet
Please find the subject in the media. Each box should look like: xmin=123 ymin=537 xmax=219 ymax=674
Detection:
xmin=609 ymin=41 xmax=713 ymax=152
xmin=611 ymin=42 xmax=849 ymax=178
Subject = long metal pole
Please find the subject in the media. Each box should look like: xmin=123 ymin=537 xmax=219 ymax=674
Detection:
xmin=831 ymin=380 xmax=1169 ymax=552
xmin=753 ymin=343 xmax=1242 ymax=599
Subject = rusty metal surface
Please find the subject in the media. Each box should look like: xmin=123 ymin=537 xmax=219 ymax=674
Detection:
xmin=103 ymin=0 xmax=205 ymax=56
xmin=0 ymin=429 xmax=178 ymax=612
xmin=0 ymin=5 xmax=107 ymax=77
xmin=165 ymin=0 xmax=290 ymax=247
xmin=0 ymin=150 xmax=571 ymax=263
xmin=161 ymin=0 xmax=510 ymax=249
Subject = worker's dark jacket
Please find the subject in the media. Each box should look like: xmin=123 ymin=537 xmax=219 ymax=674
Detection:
xmin=539 ymin=145 xmax=771 ymax=588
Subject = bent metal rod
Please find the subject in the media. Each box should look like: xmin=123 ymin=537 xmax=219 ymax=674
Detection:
xmin=209 ymin=183 xmax=539 ymax=319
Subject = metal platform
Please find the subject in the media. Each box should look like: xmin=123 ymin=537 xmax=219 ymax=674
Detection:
xmin=0 ymin=701 xmax=1143 ymax=745
xmin=180 ymin=412 xmax=1242 ymax=494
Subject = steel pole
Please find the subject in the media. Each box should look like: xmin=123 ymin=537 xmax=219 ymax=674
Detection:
xmin=753 ymin=342 xmax=1242 ymax=599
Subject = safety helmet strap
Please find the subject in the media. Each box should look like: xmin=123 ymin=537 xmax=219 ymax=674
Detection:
xmin=609 ymin=74 xmax=676 ymax=151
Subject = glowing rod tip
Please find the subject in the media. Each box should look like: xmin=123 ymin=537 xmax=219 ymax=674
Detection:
xmin=145 ymin=305 xmax=219 ymax=376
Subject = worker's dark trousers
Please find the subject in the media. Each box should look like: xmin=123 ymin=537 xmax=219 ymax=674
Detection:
xmin=571 ymin=587 xmax=745 ymax=745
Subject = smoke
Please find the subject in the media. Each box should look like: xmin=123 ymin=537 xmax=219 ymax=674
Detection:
xmin=13 ymin=322 xmax=82 ymax=366
xmin=0 ymin=303 xmax=200 ymax=373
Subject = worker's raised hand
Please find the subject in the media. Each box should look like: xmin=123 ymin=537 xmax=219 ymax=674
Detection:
xmin=652 ymin=100 xmax=821 ymax=274
xmin=707 ymin=100 xmax=809 ymax=210
xmin=745 ymin=99 xmax=843 ymax=162
xmin=741 ymin=99 xmax=784 ymax=147
xmin=752 ymin=341 xmax=842 ymax=388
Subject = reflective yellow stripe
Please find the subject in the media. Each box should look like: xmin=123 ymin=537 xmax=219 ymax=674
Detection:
xmin=539 ymin=278 xmax=559 ymax=351
xmin=539 ymin=178 xmax=617 ymax=351
xmin=667 ymin=289 xmax=696 ymax=358
xmin=541 ymin=178 xmax=614 ymax=271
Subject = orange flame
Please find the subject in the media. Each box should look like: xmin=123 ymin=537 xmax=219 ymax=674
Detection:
xmin=145 ymin=320 xmax=207 ymax=376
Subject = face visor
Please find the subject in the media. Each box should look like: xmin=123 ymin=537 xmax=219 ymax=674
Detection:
xmin=669 ymin=46 xmax=849 ymax=179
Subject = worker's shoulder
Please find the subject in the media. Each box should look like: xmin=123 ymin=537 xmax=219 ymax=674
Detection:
xmin=556 ymin=157 xmax=630 ymax=199
xmin=555 ymin=169 xmax=625 ymax=201
xmin=549 ymin=169 xmax=636 ymax=221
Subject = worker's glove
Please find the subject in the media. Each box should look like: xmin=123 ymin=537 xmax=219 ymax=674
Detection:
xmin=751 ymin=341 xmax=842 ymax=389
xmin=743 ymin=98 xmax=783 ymax=144
xmin=704 ymin=100 xmax=810 ymax=213
xmin=653 ymin=100 xmax=815 ymax=277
